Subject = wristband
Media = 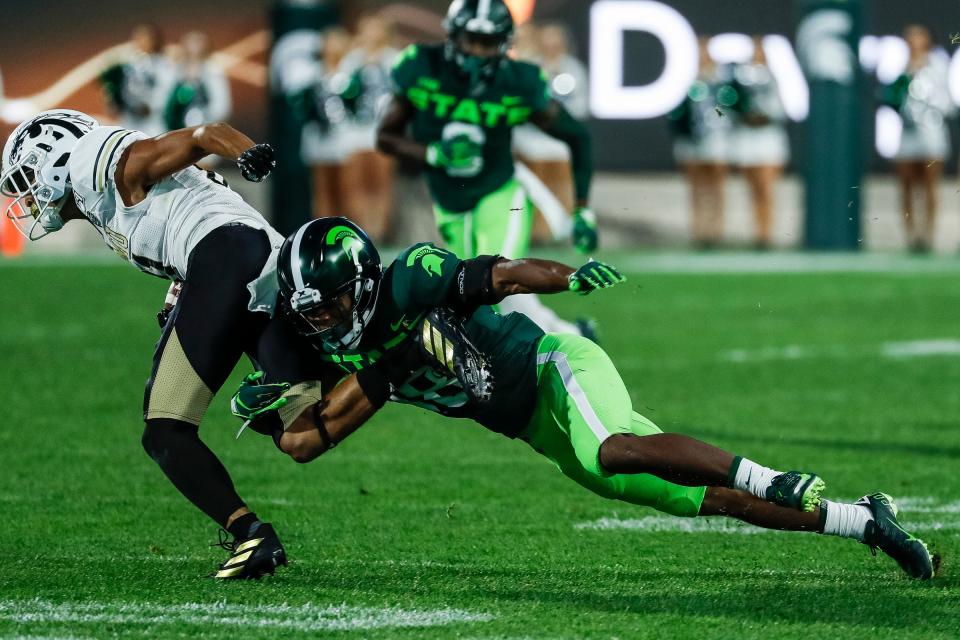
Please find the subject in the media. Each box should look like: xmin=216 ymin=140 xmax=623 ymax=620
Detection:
xmin=356 ymin=365 xmax=391 ymax=409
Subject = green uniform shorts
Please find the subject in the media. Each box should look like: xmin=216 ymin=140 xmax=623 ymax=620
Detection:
xmin=433 ymin=177 xmax=533 ymax=258
xmin=519 ymin=333 xmax=706 ymax=518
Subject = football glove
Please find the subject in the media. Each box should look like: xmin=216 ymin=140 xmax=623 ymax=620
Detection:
xmin=418 ymin=308 xmax=494 ymax=405
xmin=572 ymin=207 xmax=598 ymax=254
xmin=426 ymin=134 xmax=484 ymax=178
xmin=237 ymin=143 xmax=276 ymax=182
xmin=568 ymin=261 xmax=626 ymax=295
xmin=231 ymin=371 xmax=289 ymax=428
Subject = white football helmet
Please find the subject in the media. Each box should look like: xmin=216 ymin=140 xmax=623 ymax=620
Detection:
xmin=1 ymin=109 xmax=99 ymax=240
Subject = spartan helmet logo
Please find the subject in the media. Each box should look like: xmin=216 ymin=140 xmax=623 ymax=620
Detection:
xmin=324 ymin=224 xmax=363 ymax=261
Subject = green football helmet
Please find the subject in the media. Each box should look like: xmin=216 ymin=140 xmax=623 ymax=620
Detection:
xmin=277 ymin=217 xmax=382 ymax=352
xmin=443 ymin=0 xmax=515 ymax=91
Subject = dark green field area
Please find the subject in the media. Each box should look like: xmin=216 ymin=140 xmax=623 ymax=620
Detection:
xmin=1 ymin=254 xmax=958 ymax=639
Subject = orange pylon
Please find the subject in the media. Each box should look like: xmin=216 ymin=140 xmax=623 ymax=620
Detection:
xmin=504 ymin=0 xmax=536 ymax=24
xmin=1 ymin=200 xmax=25 ymax=257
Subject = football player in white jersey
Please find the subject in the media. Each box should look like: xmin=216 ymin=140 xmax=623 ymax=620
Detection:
xmin=1 ymin=109 xmax=301 ymax=579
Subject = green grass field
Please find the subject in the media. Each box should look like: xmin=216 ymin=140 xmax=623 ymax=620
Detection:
xmin=1 ymin=252 xmax=958 ymax=639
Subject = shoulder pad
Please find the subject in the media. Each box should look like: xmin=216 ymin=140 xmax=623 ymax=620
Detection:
xmin=69 ymin=126 xmax=144 ymax=194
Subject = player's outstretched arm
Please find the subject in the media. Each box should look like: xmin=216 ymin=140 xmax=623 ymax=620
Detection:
xmin=117 ymin=123 xmax=275 ymax=205
xmin=491 ymin=258 xmax=625 ymax=297
xmin=231 ymin=366 xmax=391 ymax=464
xmin=529 ymin=101 xmax=597 ymax=253
xmin=279 ymin=375 xmax=380 ymax=463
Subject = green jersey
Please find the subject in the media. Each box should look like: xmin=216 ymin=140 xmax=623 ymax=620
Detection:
xmin=391 ymin=43 xmax=551 ymax=213
xmin=318 ymin=243 xmax=544 ymax=436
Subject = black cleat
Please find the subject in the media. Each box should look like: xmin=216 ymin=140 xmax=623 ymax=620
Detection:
xmin=860 ymin=493 xmax=934 ymax=580
xmin=765 ymin=471 xmax=825 ymax=512
xmin=213 ymin=522 xmax=287 ymax=580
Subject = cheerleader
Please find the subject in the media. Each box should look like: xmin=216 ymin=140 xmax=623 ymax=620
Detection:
xmin=731 ymin=36 xmax=789 ymax=250
xmin=339 ymin=15 xmax=399 ymax=241
xmin=669 ymin=37 xmax=735 ymax=248
xmin=163 ymin=32 xmax=231 ymax=135
xmin=99 ymin=24 xmax=175 ymax=136
xmin=883 ymin=25 xmax=954 ymax=253
xmin=296 ymin=28 xmax=358 ymax=219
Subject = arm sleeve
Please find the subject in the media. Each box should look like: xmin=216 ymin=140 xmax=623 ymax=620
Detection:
xmin=446 ymin=255 xmax=505 ymax=314
xmin=536 ymin=102 xmax=593 ymax=202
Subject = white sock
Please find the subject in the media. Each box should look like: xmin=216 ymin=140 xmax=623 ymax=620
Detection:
xmin=821 ymin=500 xmax=873 ymax=541
xmin=731 ymin=457 xmax=782 ymax=500
xmin=498 ymin=295 xmax=581 ymax=335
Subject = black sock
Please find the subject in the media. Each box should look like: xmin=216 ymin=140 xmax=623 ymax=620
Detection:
xmin=141 ymin=418 xmax=246 ymax=527
xmin=227 ymin=512 xmax=262 ymax=540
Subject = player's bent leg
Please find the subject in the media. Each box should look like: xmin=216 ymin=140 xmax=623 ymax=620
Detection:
xmin=533 ymin=333 xmax=824 ymax=511
xmin=522 ymin=360 xmax=705 ymax=517
xmin=598 ymin=433 xmax=825 ymax=512
xmin=141 ymin=419 xmax=246 ymax=526
xmin=142 ymin=225 xmax=286 ymax=578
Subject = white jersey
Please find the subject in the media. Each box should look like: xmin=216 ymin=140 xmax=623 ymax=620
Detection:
xmin=68 ymin=126 xmax=284 ymax=313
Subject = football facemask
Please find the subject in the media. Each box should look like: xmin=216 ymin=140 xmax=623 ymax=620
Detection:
xmin=289 ymin=277 xmax=379 ymax=353
xmin=0 ymin=147 xmax=68 ymax=240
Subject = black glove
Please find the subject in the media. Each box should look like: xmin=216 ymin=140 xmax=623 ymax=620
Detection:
xmin=237 ymin=143 xmax=276 ymax=183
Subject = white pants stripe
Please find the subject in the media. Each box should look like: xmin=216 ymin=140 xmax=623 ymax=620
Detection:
xmin=536 ymin=350 xmax=611 ymax=443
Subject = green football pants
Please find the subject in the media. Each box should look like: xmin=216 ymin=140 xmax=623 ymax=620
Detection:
xmin=520 ymin=333 xmax=707 ymax=517
xmin=433 ymin=177 xmax=532 ymax=258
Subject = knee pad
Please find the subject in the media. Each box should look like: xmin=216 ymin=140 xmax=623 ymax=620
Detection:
xmin=142 ymin=418 xmax=199 ymax=464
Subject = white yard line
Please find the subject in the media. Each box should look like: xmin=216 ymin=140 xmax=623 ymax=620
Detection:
xmin=720 ymin=339 xmax=960 ymax=363
xmin=881 ymin=339 xmax=960 ymax=358
xmin=0 ymin=600 xmax=492 ymax=632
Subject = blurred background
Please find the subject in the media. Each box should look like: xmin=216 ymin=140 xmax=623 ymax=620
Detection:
xmin=1 ymin=0 xmax=959 ymax=255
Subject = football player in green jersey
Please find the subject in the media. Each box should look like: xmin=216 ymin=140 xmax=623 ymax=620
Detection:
xmin=231 ymin=217 xmax=936 ymax=581
xmin=377 ymin=0 xmax=596 ymax=338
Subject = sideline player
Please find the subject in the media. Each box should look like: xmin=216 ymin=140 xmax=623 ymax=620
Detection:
xmin=1 ymin=109 xmax=290 ymax=578
xmin=377 ymin=0 xmax=596 ymax=337
xmin=231 ymin=217 xmax=936 ymax=581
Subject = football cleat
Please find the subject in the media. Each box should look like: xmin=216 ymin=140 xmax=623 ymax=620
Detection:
xmin=419 ymin=307 xmax=494 ymax=405
xmin=860 ymin=492 xmax=934 ymax=580
xmin=765 ymin=471 xmax=825 ymax=512
xmin=212 ymin=522 xmax=287 ymax=580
